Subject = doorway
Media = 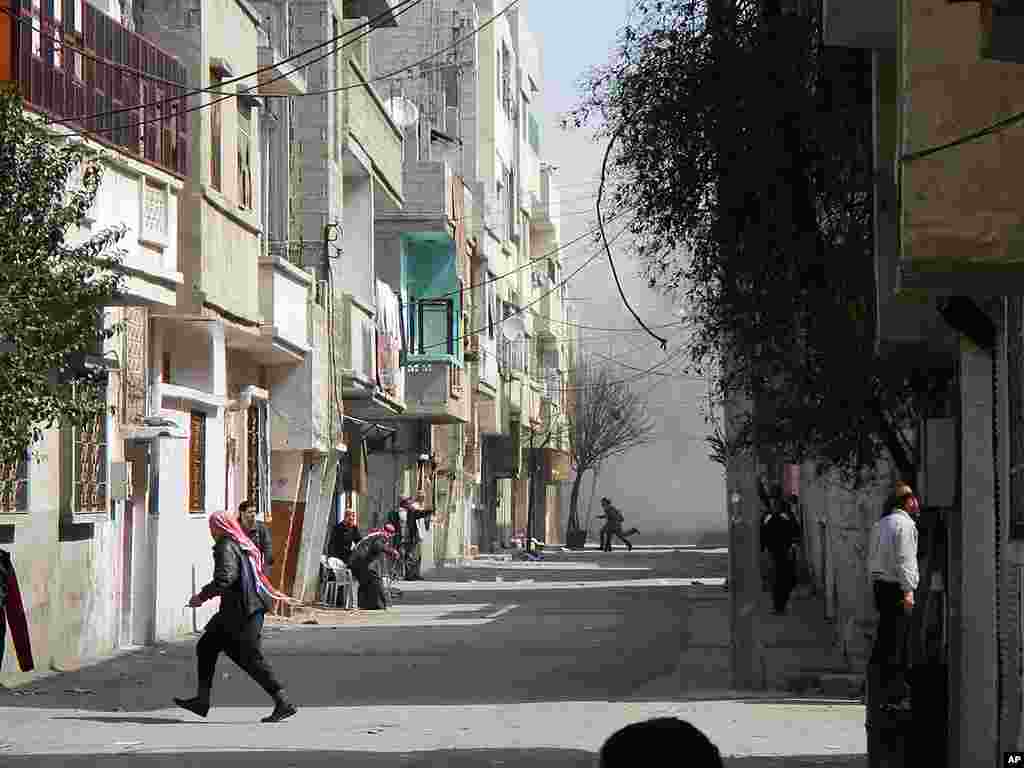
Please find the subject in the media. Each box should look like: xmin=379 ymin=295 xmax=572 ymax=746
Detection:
xmin=122 ymin=441 xmax=157 ymax=647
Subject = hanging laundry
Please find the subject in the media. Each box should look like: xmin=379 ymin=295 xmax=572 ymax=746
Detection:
xmin=0 ymin=549 xmax=35 ymax=672
xmin=375 ymin=280 xmax=403 ymax=400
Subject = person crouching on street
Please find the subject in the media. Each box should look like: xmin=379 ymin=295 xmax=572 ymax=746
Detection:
xmin=174 ymin=510 xmax=298 ymax=723
xmin=348 ymin=523 xmax=399 ymax=610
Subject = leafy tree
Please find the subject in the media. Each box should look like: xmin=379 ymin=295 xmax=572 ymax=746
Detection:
xmin=570 ymin=0 xmax=949 ymax=484
xmin=565 ymin=359 xmax=657 ymax=541
xmin=0 ymin=86 xmax=126 ymax=489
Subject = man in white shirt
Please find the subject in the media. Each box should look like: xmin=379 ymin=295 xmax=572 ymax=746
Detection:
xmin=867 ymin=482 xmax=920 ymax=712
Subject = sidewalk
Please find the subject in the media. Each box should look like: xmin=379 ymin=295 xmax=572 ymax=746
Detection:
xmin=677 ymin=584 xmax=857 ymax=697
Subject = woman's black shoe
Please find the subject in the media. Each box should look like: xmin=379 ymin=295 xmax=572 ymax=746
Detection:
xmin=173 ymin=695 xmax=210 ymax=718
xmin=262 ymin=701 xmax=298 ymax=723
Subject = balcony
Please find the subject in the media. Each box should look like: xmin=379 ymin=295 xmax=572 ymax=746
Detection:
xmin=254 ymin=255 xmax=313 ymax=365
xmin=257 ymin=28 xmax=307 ymax=97
xmin=401 ymin=359 xmax=469 ymax=425
xmin=12 ymin=0 xmax=189 ymax=176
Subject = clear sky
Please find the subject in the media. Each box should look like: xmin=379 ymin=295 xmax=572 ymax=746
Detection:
xmin=525 ymin=0 xmax=727 ymax=539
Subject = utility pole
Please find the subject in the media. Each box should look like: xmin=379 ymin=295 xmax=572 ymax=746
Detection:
xmin=710 ymin=0 xmax=763 ymax=691
xmin=724 ymin=387 xmax=764 ymax=689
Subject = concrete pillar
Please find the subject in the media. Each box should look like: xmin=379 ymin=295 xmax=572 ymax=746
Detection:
xmin=956 ymin=337 xmax=998 ymax=768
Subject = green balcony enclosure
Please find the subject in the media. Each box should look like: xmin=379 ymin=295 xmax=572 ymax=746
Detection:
xmin=401 ymin=232 xmax=464 ymax=367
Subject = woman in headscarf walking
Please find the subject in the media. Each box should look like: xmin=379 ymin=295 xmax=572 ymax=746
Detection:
xmin=174 ymin=511 xmax=298 ymax=723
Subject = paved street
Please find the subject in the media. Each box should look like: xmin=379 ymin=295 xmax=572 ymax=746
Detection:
xmin=0 ymin=546 xmax=866 ymax=766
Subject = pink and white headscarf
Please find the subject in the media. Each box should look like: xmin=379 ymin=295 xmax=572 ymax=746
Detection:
xmin=208 ymin=511 xmax=297 ymax=605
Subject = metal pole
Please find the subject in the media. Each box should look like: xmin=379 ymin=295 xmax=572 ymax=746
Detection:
xmin=526 ymin=428 xmax=535 ymax=554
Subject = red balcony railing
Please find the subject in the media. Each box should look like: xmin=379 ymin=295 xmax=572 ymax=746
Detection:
xmin=14 ymin=0 xmax=188 ymax=176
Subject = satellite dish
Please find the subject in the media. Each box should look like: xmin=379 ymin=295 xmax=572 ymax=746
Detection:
xmin=385 ymin=96 xmax=420 ymax=129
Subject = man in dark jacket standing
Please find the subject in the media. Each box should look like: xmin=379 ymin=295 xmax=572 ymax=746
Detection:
xmin=239 ymin=499 xmax=273 ymax=569
xmin=327 ymin=508 xmax=362 ymax=565
xmin=761 ymin=488 xmax=801 ymax=615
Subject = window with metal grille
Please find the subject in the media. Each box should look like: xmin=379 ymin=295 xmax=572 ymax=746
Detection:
xmin=210 ymin=72 xmax=223 ymax=191
xmin=189 ymin=411 xmax=206 ymax=513
xmin=0 ymin=454 xmax=29 ymax=514
xmin=246 ymin=402 xmax=269 ymax=519
xmin=1009 ymin=297 xmax=1024 ymax=538
xmin=237 ymin=103 xmax=253 ymax=209
xmin=73 ymin=410 xmax=107 ymax=513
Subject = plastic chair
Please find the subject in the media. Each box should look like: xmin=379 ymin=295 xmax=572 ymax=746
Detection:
xmin=326 ymin=556 xmax=356 ymax=610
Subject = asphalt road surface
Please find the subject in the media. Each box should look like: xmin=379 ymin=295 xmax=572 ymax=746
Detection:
xmin=0 ymin=545 xmax=866 ymax=767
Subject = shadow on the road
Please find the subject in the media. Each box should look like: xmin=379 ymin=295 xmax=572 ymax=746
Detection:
xmin=726 ymin=757 xmax=864 ymax=767
xmin=51 ymin=715 xmax=188 ymax=725
xmin=1 ymin=749 xmax=598 ymax=767
xmin=0 ymin=750 xmax=868 ymax=767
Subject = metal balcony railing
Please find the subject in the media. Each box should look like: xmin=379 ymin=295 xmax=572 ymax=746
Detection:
xmin=16 ymin=0 xmax=189 ymax=176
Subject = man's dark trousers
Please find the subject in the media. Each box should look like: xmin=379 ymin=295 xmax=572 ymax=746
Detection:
xmin=197 ymin=611 xmax=281 ymax=695
xmin=869 ymin=580 xmax=911 ymax=704
xmin=771 ymin=548 xmax=796 ymax=612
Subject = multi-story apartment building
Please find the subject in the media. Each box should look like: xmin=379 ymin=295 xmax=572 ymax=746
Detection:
xmin=0 ymin=0 xmax=198 ymax=680
xmin=280 ymin=2 xmax=406 ymax=556
xmin=369 ymin=0 xmax=567 ymax=557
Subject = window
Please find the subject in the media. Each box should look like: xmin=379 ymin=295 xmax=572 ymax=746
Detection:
xmin=411 ymin=298 xmax=454 ymax=356
xmin=500 ymin=42 xmax=513 ymax=120
xmin=237 ymin=102 xmax=253 ymax=209
xmin=30 ymin=0 xmax=41 ymax=58
xmin=210 ymin=72 xmax=223 ymax=191
xmin=507 ymin=168 xmax=516 ymax=240
xmin=66 ymin=0 xmax=84 ymax=79
xmin=0 ymin=454 xmax=29 ymax=514
xmin=486 ymin=274 xmax=497 ymax=340
xmin=247 ymin=402 xmax=268 ymax=519
xmin=73 ymin=408 xmax=108 ymax=514
xmin=495 ymin=173 xmax=506 ymax=241
xmin=528 ymin=112 xmax=541 ymax=154
xmin=52 ymin=0 xmax=62 ymax=68
xmin=189 ymin=411 xmax=206 ymax=513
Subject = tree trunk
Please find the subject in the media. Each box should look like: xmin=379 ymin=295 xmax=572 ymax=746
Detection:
xmin=566 ymin=471 xmax=584 ymax=535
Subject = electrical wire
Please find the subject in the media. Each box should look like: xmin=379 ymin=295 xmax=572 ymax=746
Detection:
xmin=252 ymin=0 xmax=523 ymax=102
xmin=42 ymin=0 xmax=519 ymax=132
xmin=423 ymin=207 xmax=633 ymax=302
xmin=18 ymin=0 xmax=425 ymax=127
xmin=413 ymin=217 xmax=636 ymax=356
xmin=902 ymin=106 xmax=1024 ymax=164
xmin=596 ymin=124 xmax=668 ymax=351
xmin=49 ymin=0 xmax=429 ymax=143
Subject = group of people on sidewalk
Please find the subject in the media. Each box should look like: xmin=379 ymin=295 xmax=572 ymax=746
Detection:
xmin=325 ymin=495 xmax=429 ymax=609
